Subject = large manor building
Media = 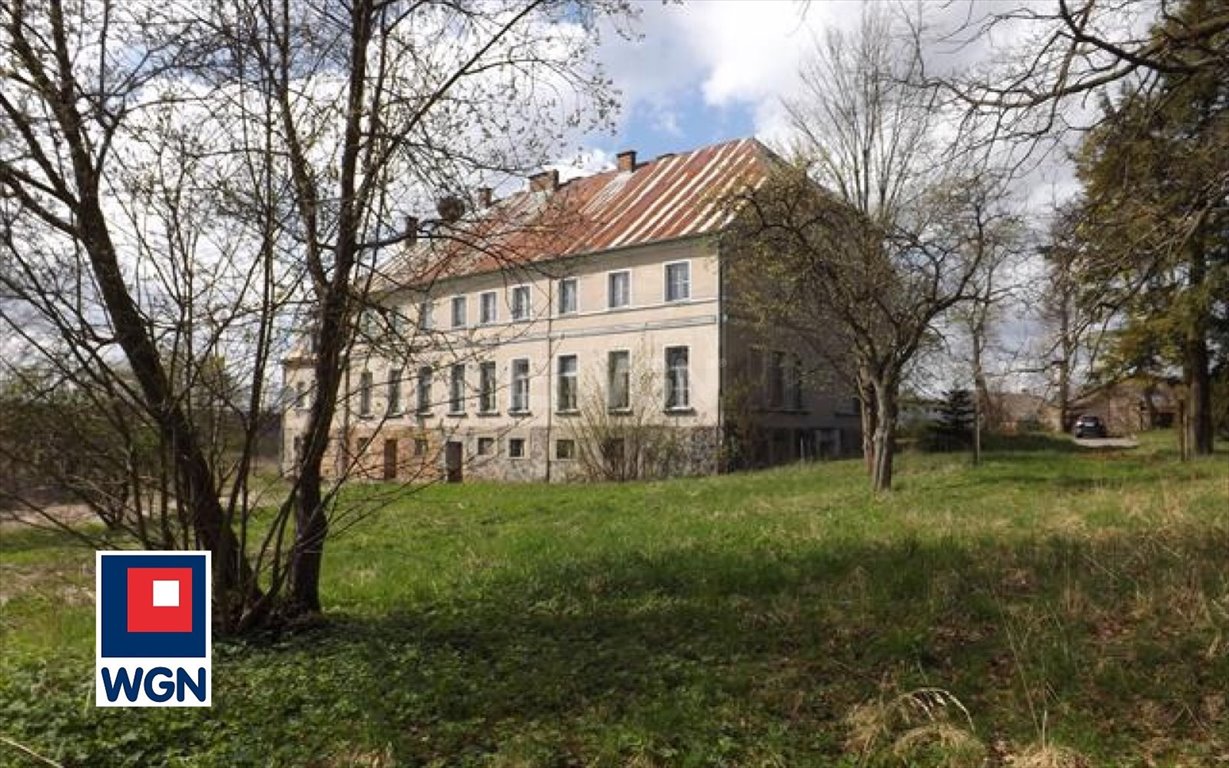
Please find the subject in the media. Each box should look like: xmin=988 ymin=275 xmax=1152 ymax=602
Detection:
xmin=282 ymin=138 xmax=860 ymax=483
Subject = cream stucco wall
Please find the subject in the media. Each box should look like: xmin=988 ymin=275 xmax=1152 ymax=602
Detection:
xmin=282 ymin=236 xmax=724 ymax=479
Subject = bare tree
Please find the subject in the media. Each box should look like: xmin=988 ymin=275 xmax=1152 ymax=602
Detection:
xmin=925 ymin=0 xmax=1229 ymax=141
xmin=567 ymin=347 xmax=690 ymax=482
xmin=725 ymin=8 xmax=1000 ymax=492
xmin=952 ymin=176 xmax=1026 ymax=464
xmin=1 ymin=0 xmax=263 ymax=626
xmin=922 ymin=0 xmax=1227 ymax=455
xmin=1 ymin=0 xmax=626 ymax=630
xmin=1034 ymin=204 xmax=1109 ymax=433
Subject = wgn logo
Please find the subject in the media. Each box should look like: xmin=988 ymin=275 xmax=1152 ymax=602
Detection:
xmin=96 ymin=551 xmax=211 ymax=707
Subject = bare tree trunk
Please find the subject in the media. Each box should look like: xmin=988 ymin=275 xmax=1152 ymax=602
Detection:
xmin=1186 ymin=240 xmax=1213 ymax=455
xmin=2 ymin=0 xmax=258 ymax=630
xmin=870 ymin=380 xmax=897 ymax=492
xmin=972 ymin=320 xmax=985 ymax=466
xmin=858 ymin=372 xmax=877 ymax=474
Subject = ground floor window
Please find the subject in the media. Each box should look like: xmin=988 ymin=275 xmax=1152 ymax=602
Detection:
xmin=479 ymin=361 xmax=496 ymax=413
xmin=508 ymin=437 xmax=526 ymax=458
xmin=556 ymin=439 xmax=576 ymax=460
xmin=665 ymin=346 xmax=690 ymax=410
xmin=477 ymin=437 xmax=495 ymax=456
xmin=416 ymin=367 xmax=433 ymax=413
xmin=449 ymin=364 xmax=465 ymax=414
xmin=510 ymin=359 xmax=530 ymax=413
xmin=557 ymin=354 xmax=578 ymax=412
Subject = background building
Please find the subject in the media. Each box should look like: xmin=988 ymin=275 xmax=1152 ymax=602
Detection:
xmin=283 ymin=139 xmax=861 ymax=482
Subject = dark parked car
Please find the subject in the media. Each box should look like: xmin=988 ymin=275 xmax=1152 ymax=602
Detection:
xmin=1074 ymin=414 xmax=1107 ymax=438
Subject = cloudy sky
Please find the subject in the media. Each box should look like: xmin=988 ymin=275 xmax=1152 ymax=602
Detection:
xmin=559 ymin=0 xmax=1149 ymax=211
xmin=566 ymin=0 xmax=1112 ymax=391
xmin=576 ymin=2 xmax=1024 ymax=169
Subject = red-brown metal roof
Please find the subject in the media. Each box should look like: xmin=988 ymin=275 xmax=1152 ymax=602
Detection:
xmin=386 ymin=137 xmax=774 ymax=288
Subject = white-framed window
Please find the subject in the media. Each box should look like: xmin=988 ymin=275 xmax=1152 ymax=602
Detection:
xmin=479 ymin=291 xmax=497 ymax=324
xmin=295 ymin=380 xmax=309 ymax=410
xmin=557 ymin=354 xmax=578 ymax=412
xmin=665 ymin=346 xmax=690 ymax=410
xmin=664 ymin=261 xmax=691 ymax=302
xmin=608 ymin=270 xmax=630 ymax=309
xmin=477 ymin=437 xmax=495 ymax=456
xmin=510 ymin=358 xmax=530 ymax=413
xmin=416 ymin=367 xmax=433 ymax=413
xmin=608 ymin=350 xmax=630 ymax=411
xmin=358 ymin=371 xmax=374 ymax=416
xmin=511 ymin=285 xmax=531 ymax=321
xmin=558 ymin=277 xmax=578 ymax=315
xmin=419 ymin=300 xmax=434 ymax=331
xmin=450 ymin=296 xmax=467 ymax=328
xmin=389 ymin=309 xmax=408 ymax=338
xmin=413 ymin=438 xmax=428 ymax=456
xmin=508 ymin=437 xmax=526 ymax=458
xmin=556 ymin=439 xmax=576 ymax=460
xmin=358 ymin=308 xmax=376 ymax=338
xmin=449 ymin=364 xmax=465 ymax=413
xmin=387 ymin=368 xmax=403 ymax=415
xmin=479 ymin=361 xmax=496 ymax=413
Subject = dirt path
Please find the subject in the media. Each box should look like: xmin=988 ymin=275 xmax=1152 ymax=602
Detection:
xmin=1073 ymin=436 xmax=1140 ymax=449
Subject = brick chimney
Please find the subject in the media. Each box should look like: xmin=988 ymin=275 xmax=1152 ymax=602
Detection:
xmin=616 ymin=150 xmax=637 ymax=172
xmin=476 ymin=187 xmax=492 ymax=207
xmin=529 ymin=169 xmax=559 ymax=193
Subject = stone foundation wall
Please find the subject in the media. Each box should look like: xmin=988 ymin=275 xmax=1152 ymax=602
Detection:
xmin=302 ymin=424 xmax=723 ymax=484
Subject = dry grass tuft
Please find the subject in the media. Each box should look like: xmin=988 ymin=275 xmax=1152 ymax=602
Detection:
xmin=845 ymin=687 xmax=983 ymax=766
xmin=1006 ymin=743 xmax=1090 ymax=768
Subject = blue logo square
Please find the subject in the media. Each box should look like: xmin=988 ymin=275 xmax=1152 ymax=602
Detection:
xmin=99 ymin=553 xmax=208 ymax=658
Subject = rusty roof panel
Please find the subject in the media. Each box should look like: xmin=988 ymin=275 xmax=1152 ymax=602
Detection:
xmin=383 ymin=138 xmax=774 ymax=289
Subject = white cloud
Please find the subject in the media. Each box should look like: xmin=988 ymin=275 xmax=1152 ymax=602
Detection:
xmin=592 ymin=0 xmax=859 ymax=145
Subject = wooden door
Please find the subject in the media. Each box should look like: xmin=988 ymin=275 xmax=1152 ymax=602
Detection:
xmin=382 ymin=438 xmax=398 ymax=481
xmin=445 ymin=441 xmax=463 ymax=483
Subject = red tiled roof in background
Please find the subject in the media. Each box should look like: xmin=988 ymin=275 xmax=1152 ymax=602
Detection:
xmin=386 ymin=137 xmax=774 ymax=288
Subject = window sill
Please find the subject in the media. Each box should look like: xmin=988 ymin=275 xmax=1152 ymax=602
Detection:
xmin=446 ymin=411 xmax=467 ymax=418
xmin=663 ymin=407 xmax=695 ymax=415
xmin=509 ymin=409 xmax=533 ymax=417
xmin=358 ymin=413 xmax=375 ymax=420
xmin=415 ymin=410 xmax=433 ymax=417
xmin=555 ymin=409 xmax=580 ymax=417
xmin=607 ymin=407 xmax=633 ymax=415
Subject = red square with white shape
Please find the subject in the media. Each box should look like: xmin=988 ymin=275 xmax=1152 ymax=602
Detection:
xmin=127 ymin=567 xmax=193 ymax=633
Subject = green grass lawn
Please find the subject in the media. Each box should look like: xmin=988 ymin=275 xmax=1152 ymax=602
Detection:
xmin=2 ymin=433 xmax=1227 ymax=767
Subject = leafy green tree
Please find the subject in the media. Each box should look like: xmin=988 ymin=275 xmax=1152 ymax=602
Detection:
xmin=1071 ymin=0 xmax=1228 ymax=456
